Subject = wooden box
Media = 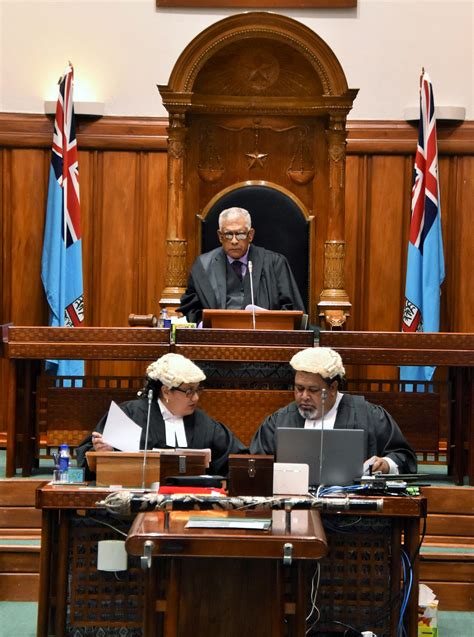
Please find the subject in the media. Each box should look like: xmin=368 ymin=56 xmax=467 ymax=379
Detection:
xmin=86 ymin=451 xmax=208 ymax=488
xmin=160 ymin=452 xmax=207 ymax=485
xmin=228 ymin=454 xmax=274 ymax=496
xmin=86 ymin=452 xmax=161 ymax=488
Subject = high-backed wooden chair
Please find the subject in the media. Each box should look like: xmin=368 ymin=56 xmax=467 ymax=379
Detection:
xmin=36 ymin=375 xmax=143 ymax=452
xmin=36 ymin=377 xmax=292 ymax=453
xmin=199 ymin=389 xmax=293 ymax=446
xmin=200 ymin=183 xmax=310 ymax=309
xmin=344 ymin=379 xmax=450 ymax=463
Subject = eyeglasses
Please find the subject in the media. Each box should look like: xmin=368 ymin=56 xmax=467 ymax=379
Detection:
xmin=171 ymin=386 xmax=204 ymax=398
xmin=219 ymin=231 xmax=249 ymax=241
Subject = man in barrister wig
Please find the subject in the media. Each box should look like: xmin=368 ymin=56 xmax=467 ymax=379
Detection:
xmin=179 ymin=207 xmax=305 ymax=324
xmin=250 ymin=347 xmax=417 ymax=474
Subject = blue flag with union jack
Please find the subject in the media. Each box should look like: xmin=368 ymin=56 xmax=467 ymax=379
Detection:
xmin=400 ymin=71 xmax=445 ymax=383
xmin=41 ymin=64 xmax=85 ymax=376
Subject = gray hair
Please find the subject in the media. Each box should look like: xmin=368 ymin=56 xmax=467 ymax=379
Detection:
xmin=218 ymin=207 xmax=252 ymax=230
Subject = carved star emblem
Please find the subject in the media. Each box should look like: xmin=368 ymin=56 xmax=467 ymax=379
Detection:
xmin=245 ymin=151 xmax=268 ymax=168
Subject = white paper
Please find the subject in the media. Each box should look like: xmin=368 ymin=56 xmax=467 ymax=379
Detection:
xmin=101 ymin=401 xmax=142 ymax=452
xmin=185 ymin=517 xmax=271 ymax=530
xmin=419 ymin=583 xmax=438 ymax=605
xmin=244 ymin=304 xmax=267 ymax=312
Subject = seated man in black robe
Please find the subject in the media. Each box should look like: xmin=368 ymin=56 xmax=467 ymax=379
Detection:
xmin=250 ymin=347 xmax=417 ymax=474
xmin=76 ymin=353 xmax=247 ymax=478
xmin=178 ymin=207 xmax=305 ymax=324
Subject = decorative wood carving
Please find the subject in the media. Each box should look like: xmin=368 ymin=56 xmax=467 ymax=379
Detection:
xmin=158 ymin=12 xmax=358 ymax=323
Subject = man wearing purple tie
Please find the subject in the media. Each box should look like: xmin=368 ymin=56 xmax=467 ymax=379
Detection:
xmin=179 ymin=207 xmax=305 ymax=324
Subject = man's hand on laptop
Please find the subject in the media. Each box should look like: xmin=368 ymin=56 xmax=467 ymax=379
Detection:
xmin=91 ymin=432 xmax=114 ymax=452
xmin=364 ymin=456 xmax=390 ymax=475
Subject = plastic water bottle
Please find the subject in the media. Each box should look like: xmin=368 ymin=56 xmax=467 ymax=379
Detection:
xmin=160 ymin=308 xmax=171 ymax=329
xmin=58 ymin=444 xmax=70 ymax=482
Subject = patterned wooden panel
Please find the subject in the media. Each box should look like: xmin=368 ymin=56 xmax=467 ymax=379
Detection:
xmin=319 ymin=516 xmax=395 ymax=637
xmin=345 ymin=379 xmax=450 ymax=454
xmin=175 ymin=344 xmax=308 ymax=362
xmin=68 ymin=514 xmax=144 ymax=634
xmin=4 ymin=326 xmax=170 ymax=360
xmin=174 ymin=328 xmax=314 ymax=346
xmin=199 ymin=389 xmax=293 ymax=445
xmin=36 ymin=375 xmax=144 ymax=450
xmin=36 ymin=486 xmax=111 ymax=510
xmin=319 ymin=331 xmax=474 ymax=366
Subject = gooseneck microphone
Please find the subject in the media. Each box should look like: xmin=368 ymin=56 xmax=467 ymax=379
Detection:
xmin=141 ymin=389 xmax=154 ymax=489
xmin=318 ymin=388 xmax=327 ymax=485
xmin=248 ymin=260 xmax=256 ymax=330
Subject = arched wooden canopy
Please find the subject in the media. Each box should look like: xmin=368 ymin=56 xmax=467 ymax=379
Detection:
xmin=158 ymin=11 xmax=358 ymax=327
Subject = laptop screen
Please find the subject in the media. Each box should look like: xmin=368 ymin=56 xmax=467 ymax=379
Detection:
xmin=276 ymin=428 xmax=366 ymax=487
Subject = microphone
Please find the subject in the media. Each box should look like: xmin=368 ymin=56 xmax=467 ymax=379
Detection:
xmin=248 ymin=260 xmax=256 ymax=330
xmin=141 ymin=389 xmax=154 ymax=489
xmin=318 ymin=388 xmax=327 ymax=485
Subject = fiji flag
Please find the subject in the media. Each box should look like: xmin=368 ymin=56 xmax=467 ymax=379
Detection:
xmin=401 ymin=71 xmax=445 ymax=383
xmin=41 ymin=63 xmax=85 ymax=376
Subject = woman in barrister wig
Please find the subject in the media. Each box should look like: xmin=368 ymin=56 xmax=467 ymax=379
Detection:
xmin=76 ymin=353 xmax=247 ymax=479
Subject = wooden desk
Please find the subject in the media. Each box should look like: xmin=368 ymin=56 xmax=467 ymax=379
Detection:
xmin=202 ymin=309 xmax=304 ymax=330
xmin=35 ymin=485 xmax=425 ymax=637
xmin=126 ymin=509 xmax=327 ymax=637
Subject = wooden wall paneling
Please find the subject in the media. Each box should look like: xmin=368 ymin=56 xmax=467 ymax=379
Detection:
xmin=143 ymin=152 xmax=168 ymax=318
xmin=345 ymin=154 xmax=368 ymax=330
xmin=454 ymin=157 xmax=474 ymax=332
xmin=365 ymin=155 xmax=406 ymax=332
xmin=10 ymin=149 xmax=49 ymax=326
xmin=438 ymin=155 xmax=454 ymax=333
xmin=94 ymin=151 xmax=140 ymax=377
xmin=94 ymin=151 xmax=139 ymax=328
xmin=0 ymin=149 xmax=10 ymax=443
xmin=77 ymin=150 xmax=94 ymax=327
xmin=1 ymin=148 xmax=11 ymax=324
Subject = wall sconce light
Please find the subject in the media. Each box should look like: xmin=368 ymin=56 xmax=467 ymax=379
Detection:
xmin=44 ymin=100 xmax=104 ymax=117
xmin=403 ymin=105 xmax=465 ymax=123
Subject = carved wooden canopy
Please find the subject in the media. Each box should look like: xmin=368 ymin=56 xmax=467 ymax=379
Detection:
xmin=158 ymin=11 xmax=357 ymax=327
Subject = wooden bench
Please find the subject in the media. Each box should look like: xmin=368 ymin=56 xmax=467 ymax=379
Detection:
xmin=37 ymin=376 xmax=294 ymax=450
xmin=419 ymin=486 xmax=474 ymax=611
xmin=0 ymin=479 xmax=45 ymax=601
xmin=36 ymin=374 xmax=449 ymax=457
xmin=344 ymin=379 xmax=450 ymax=464
xmin=36 ymin=375 xmax=144 ymax=451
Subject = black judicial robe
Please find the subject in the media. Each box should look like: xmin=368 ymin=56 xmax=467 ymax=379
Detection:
xmin=76 ymin=398 xmax=248 ymax=478
xmin=249 ymin=394 xmax=417 ymax=474
xmin=178 ymin=244 xmax=306 ymax=324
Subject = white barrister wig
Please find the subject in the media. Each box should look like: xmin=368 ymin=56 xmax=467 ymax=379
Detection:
xmin=290 ymin=347 xmax=345 ymax=379
xmin=146 ymin=353 xmax=206 ymax=387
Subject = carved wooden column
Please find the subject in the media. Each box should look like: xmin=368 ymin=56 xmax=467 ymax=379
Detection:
xmin=318 ymin=114 xmax=351 ymax=329
xmin=159 ymin=113 xmax=188 ymax=310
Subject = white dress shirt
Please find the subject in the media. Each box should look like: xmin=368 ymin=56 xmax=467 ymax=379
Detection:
xmin=158 ymin=398 xmax=188 ymax=448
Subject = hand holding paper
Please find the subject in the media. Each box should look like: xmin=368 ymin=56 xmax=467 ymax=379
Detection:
xmin=101 ymin=401 xmax=142 ymax=452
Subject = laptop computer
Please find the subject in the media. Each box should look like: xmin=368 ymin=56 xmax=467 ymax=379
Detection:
xmin=276 ymin=428 xmax=366 ymax=487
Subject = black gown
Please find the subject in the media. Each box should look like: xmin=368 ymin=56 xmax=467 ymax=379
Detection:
xmin=76 ymin=398 xmax=248 ymax=479
xmin=178 ymin=244 xmax=305 ymax=323
xmin=249 ymin=394 xmax=417 ymax=474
